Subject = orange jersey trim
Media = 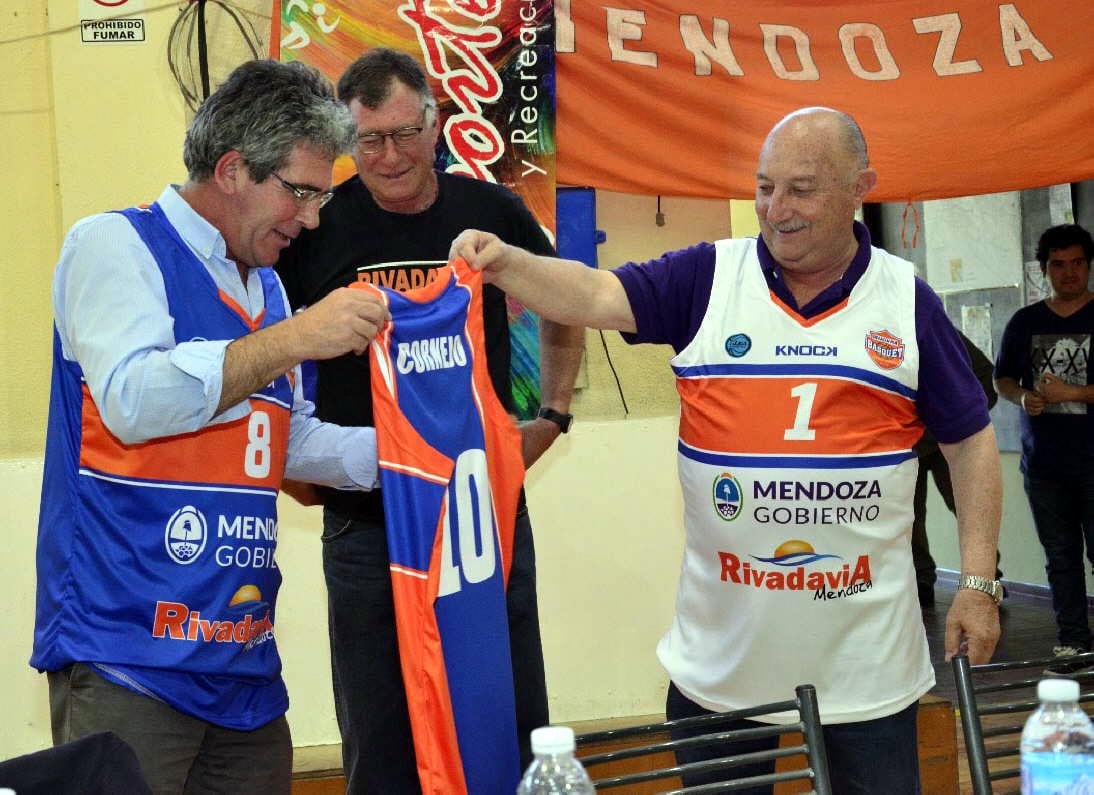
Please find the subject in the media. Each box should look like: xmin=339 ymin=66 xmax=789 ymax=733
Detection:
xmin=769 ymin=290 xmax=850 ymax=328
xmin=217 ymin=288 xmax=265 ymax=332
xmin=79 ymin=385 xmax=288 ymax=489
xmin=678 ymin=375 xmax=922 ymax=456
xmin=389 ymin=573 xmax=469 ymax=795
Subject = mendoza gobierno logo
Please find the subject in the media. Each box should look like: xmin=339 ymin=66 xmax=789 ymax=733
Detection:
xmin=165 ymin=505 xmax=208 ymax=564
xmin=713 ymin=472 xmax=743 ymax=521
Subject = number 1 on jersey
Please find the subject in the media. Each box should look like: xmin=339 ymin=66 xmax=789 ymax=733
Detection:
xmin=784 ymin=382 xmax=818 ymax=441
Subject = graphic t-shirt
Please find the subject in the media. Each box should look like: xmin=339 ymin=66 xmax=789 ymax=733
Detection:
xmin=996 ymin=299 xmax=1094 ymax=476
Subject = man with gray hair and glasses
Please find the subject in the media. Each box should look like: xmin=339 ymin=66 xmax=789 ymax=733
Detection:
xmin=276 ymin=47 xmax=584 ymax=793
xmin=32 ymin=59 xmax=389 ymax=793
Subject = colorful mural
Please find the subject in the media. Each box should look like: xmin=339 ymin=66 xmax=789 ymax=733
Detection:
xmin=274 ymin=0 xmax=556 ymax=418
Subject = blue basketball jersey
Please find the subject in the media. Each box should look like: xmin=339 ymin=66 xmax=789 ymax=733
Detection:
xmin=359 ymin=259 xmax=525 ymax=794
xmin=33 ymin=203 xmax=293 ymax=729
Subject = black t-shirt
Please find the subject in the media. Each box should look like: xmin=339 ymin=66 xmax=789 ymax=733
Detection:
xmin=275 ymin=171 xmax=553 ymax=519
xmin=995 ymin=299 xmax=1094 ymax=477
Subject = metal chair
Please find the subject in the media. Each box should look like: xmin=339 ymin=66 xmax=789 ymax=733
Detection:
xmin=952 ymin=651 xmax=1094 ymax=794
xmin=574 ymin=683 xmax=832 ymax=794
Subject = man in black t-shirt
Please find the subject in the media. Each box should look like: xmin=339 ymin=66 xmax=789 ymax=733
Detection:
xmin=275 ymin=48 xmax=583 ymax=793
xmin=995 ymin=223 xmax=1094 ymax=673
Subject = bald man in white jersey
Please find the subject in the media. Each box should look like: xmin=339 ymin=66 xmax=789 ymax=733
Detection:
xmin=451 ymin=107 xmax=1002 ymax=794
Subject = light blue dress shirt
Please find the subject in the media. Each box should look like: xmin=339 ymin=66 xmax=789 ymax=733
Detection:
xmin=52 ymin=184 xmax=377 ymax=489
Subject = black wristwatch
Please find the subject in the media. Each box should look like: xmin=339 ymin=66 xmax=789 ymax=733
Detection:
xmin=536 ymin=406 xmax=573 ymax=433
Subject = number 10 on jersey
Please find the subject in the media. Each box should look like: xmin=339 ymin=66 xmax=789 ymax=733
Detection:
xmin=438 ymin=449 xmax=499 ymax=597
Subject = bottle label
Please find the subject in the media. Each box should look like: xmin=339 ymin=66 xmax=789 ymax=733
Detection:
xmin=1021 ymin=753 xmax=1094 ymax=794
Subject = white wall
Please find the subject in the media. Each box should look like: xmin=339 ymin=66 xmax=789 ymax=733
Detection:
xmin=3 ymin=460 xmax=53 ymax=757
xmin=922 ymin=452 xmax=1077 ymax=590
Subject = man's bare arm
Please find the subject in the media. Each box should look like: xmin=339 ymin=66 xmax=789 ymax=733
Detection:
xmin=521 ymin=319 xmax=585 ymax=468
xmin=451 ymin=230 xmax=636 ymax=333
xmin=1036 ymin=374 xmax=1094 ymax=404
xmin=218 ymin=287 xmax=388 ymax=414
xmin=995 ymin=375 xmax=1046 ymax=416
xmin=939 ymin=424 xmax=1003 ymax=664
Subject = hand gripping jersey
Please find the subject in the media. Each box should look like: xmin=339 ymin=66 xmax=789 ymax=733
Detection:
xmin=356 ymin=258 xmax=525 ymax=794
xmin=657 ymin=238 xmax=934 ymax=725
xmin=32 ymin=203 xmax=291 ymax=729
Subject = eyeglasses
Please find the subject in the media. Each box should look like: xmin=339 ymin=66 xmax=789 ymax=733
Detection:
xmin=270 ymin=171 xmax=335 ymax=209
xmin=357 ymin=120 xmax=428 ymax=155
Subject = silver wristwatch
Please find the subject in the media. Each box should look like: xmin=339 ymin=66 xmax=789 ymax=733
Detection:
xmin=958 ymin=574 xmax=1003 ymax=604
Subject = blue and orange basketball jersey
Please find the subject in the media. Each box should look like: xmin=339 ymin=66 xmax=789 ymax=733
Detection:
xmin=33 ymin=202 xmax=292 ymax=727
xmin=355 ymin=258 xmax=525 ymax=794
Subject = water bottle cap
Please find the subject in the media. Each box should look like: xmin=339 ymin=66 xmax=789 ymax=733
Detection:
xmin=1038 ymin=678 xmax=1081 ymax=702
xmin=531 ymin=725 xmax=577 ymax=755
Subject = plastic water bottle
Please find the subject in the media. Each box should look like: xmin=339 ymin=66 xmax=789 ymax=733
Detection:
xmin=1020 ymin=678 xmax=1094 ymax=794
xmin=516 ymin=726 xmax=595 ymax=794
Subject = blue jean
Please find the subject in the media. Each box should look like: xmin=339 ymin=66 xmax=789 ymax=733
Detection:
xmin=667 ymin=682 xmax=920 ymax=794
xmin=321 ymin=505 xmax=547 ymax=794
xmin=1024 ymin=471 xmax=1094 ymax=650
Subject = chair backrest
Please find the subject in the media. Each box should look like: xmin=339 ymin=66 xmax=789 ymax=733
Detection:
xmin=574 ymin=683 xmax=831 ymax=794
xmin=952 ymin=652 xmax=1094 ymax=795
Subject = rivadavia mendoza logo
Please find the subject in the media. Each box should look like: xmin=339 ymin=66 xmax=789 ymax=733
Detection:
xmin=718 ymin=539 xmax=873 ymax=601
xmin=713 ymin=472 xmax=743 ymax=521
xmin=151 ymin=585 xmax=273 ymax=650
xmin=165 ymin=506 xmax=207 ymax=564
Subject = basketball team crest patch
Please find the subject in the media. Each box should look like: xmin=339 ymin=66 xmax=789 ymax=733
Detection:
xmin=864 ymin=329 xmax=904 ymax=370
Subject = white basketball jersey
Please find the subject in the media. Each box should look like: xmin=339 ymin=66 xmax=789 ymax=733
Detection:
xmin=657 ymin=238 xmax=934 ymax=724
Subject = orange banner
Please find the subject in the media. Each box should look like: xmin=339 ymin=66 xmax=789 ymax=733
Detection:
xmin=555 ymin=1 xmax=1094 ymax=201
